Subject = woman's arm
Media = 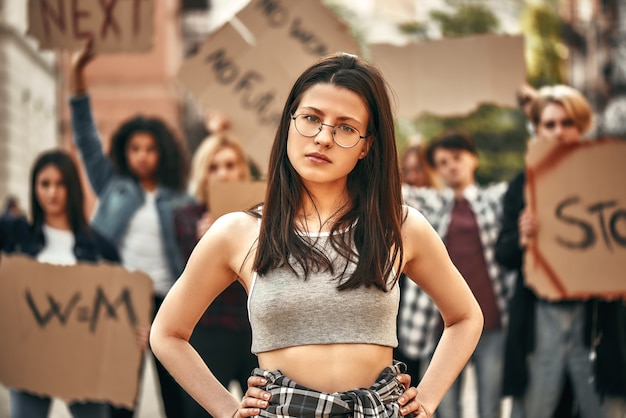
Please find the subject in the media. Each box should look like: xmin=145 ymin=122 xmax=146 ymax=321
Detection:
xmin=401 ymin=207 xmax=483 ymax=417
xmin=150 ymin=212 xmax=256 ymax=418
xmin=69 ymin=39 xmax=116 ymax=196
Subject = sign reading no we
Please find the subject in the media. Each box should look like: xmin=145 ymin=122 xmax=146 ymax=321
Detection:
xmin=27 ymin=0 xmax=155 ymax=52
xmin=178 ymin=0 xmax=359 ymax=174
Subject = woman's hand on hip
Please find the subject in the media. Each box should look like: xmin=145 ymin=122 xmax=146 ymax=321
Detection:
xmin=234 ymin=375 xmax=270 ymax=417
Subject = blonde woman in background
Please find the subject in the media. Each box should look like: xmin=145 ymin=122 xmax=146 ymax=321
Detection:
xmin=173 ymin=133 xmax=258 ymax=418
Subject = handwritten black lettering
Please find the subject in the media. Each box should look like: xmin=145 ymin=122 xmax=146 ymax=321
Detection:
xmin=24 ymin=286 xmax=139 ymax=332
xmin=554 ymin=196 xmax=626 ymax=251
xmin=90 ymin=287 xmax=138 ymax=332
xmin=70 ymin=0 xmax=91 ymax=38
xmin=290 ymin=18 xmax=328 ymax=56
xmin=99 ymin=0 xmax=121 ymax=39
xmin=205 ymin=49 xmax=240 ymax=84
xmin=256 ymin=0 xmax=289 ymax=28
xmin=610 ymin=210 xmax=626 ymax=246
xmin=555 ymin=196 xmax=595 ymax=250
xmin=245 ymin=92 xmax=280 ymax=126
xmin=77 ymin=306 xmax=90 ymax=322
xmin=235 ymin=71 xmax=263 ymax=95
xmin=26 ymin=290 xmax=81 ymax=327
xmin=588 ymin=201 xmax=618 ymax=251
xmin=40 ymin=0 xmax=66 ymax=38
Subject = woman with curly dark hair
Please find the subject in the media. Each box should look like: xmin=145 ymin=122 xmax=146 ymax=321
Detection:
xmin=69 ymin=40 xmax=192 ymax=418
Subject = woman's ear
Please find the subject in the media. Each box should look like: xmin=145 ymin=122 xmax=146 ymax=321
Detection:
xmin=358 ymin=139 xmax=372 ymax=160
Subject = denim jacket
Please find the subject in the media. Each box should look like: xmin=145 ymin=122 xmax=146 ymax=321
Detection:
xmin=70 ymin=95 xmax=192 ymax=280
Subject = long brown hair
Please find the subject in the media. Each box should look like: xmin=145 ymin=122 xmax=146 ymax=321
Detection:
xmin=251 ymin=53 xmax=403 ymax=291
xmin=30 ymin=150 xmax=90 ymax=236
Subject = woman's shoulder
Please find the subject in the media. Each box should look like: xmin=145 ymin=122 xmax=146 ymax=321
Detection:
xmin=193 ymin=211 xmax=259 ymax=262
xmin=401 ymin=204 xmax=431 ymax=229
xmin=211 ymin=210 xmax=260 ymax=234
xmin=400 ymin=205 xmax=441 ymax=257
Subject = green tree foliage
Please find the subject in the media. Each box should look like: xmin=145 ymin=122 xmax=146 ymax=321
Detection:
xmin=397 ymin=21 xmax=430 ymax=40
xmin=430 ymin=3 xmax=500 ymax=37
xmin=404 ymin=1 xmax=531 ymax=184
xmin=413 ymin=105 xmax=530 ymax=184
xmin=521 ymin=3 xmax=566 ymax=86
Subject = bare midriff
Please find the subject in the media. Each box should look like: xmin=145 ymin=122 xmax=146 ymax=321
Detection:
xmin=257 ymin=343 xmax=394 ymax=393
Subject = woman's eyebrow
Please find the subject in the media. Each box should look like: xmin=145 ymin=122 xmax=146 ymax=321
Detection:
xmin=298 ymin=106 xmax=363 ymax=125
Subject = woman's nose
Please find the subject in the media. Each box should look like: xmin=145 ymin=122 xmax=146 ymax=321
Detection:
xmin=314 ymin=125 xmax=334 ymax=147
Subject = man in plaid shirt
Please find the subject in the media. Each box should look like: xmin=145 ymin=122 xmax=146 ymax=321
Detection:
xmin=400 ymin=132 xmax=515 ymax=418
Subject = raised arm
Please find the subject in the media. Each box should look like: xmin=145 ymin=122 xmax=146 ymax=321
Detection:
xmin=401 ymin=206 xmax=483 ymax=417
xmin=69 ymin=39 xmax=116 ymax=196
xmin=150 ymin=212 xmax=258 ymax=418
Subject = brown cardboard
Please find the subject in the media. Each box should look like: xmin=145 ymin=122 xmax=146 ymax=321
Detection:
xmin=369 ymin=34 xmax=525 ymax=117
xmin=0 ymin=253 xmax=153 ymax=408
xmin=27 ymin=0 xmax=155 ymax=53
xmin=177 ymin=0 xmax=359 ymax=174
xmin=524 ymin=139 xmax=626 ymax=300
xmin=209 ymin=181 xmax=267 ymax=219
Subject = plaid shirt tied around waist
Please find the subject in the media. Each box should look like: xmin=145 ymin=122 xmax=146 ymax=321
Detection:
xmin=252 ymin=361 xmax=411 ymax=418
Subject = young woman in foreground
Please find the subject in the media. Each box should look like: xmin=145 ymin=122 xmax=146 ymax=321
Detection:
xmin=151 ymin=53 xmax=483 ymax=418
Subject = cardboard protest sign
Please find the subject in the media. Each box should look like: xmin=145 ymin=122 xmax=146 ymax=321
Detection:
xmin=178 ymin=0 xmax=359 ymax=174
xmin=27 ymin=0 xmax=155 ymax=52
xmin=524 ymin=139 xmax=626 ymax=300
xmin=369 ymin=34 xmax=525 ymax=117
xmin=209 ymin=181 xmax=267 ymax=219
xmin=0 ymin=254 xmax=153 ymax=408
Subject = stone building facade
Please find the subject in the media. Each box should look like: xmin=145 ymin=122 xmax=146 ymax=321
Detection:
xmin=0 ymin=0 xmax=58 ymax=214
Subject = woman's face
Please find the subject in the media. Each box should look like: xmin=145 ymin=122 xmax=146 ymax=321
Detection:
xmin=126 ymin=132 xmax=160 ymax=180
xmin=208 ymin=146 xmax=246 ymax=183
xmin=35 ymin=164 xmax=67 ymax=219
xmin=536 ymin=103 xmax=581 ymax=143
xmin=287 ymin=83 xmax=370 ymax=188
xmin=402 ymin=151 xmax=427 ymax=187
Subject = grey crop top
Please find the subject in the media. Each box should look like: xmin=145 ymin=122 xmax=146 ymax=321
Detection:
xmin=247 ymin=227 xmax=399 ymax=354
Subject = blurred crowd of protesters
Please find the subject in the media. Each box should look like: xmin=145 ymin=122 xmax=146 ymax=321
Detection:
xmin=0 ymin=43 xmax=624 ymax=418
xmin=173 ymin=132 xmax=259 ymax=418
xmin=397 ymin=84 xmax=626 ymax=418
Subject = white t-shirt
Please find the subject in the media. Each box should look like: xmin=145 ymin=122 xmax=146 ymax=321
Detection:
xmin=118 ymin=190 xmax=173 ymax=297
xmin=37 ymin=225 xmax=77 ymax=265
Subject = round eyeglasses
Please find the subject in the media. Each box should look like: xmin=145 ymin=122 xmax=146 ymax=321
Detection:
xmin=291 ymin=114 xmax=368 ymax=149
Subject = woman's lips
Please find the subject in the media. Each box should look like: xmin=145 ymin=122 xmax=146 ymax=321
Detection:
xmin=306 ymin=152 xmax=331 ymax=163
